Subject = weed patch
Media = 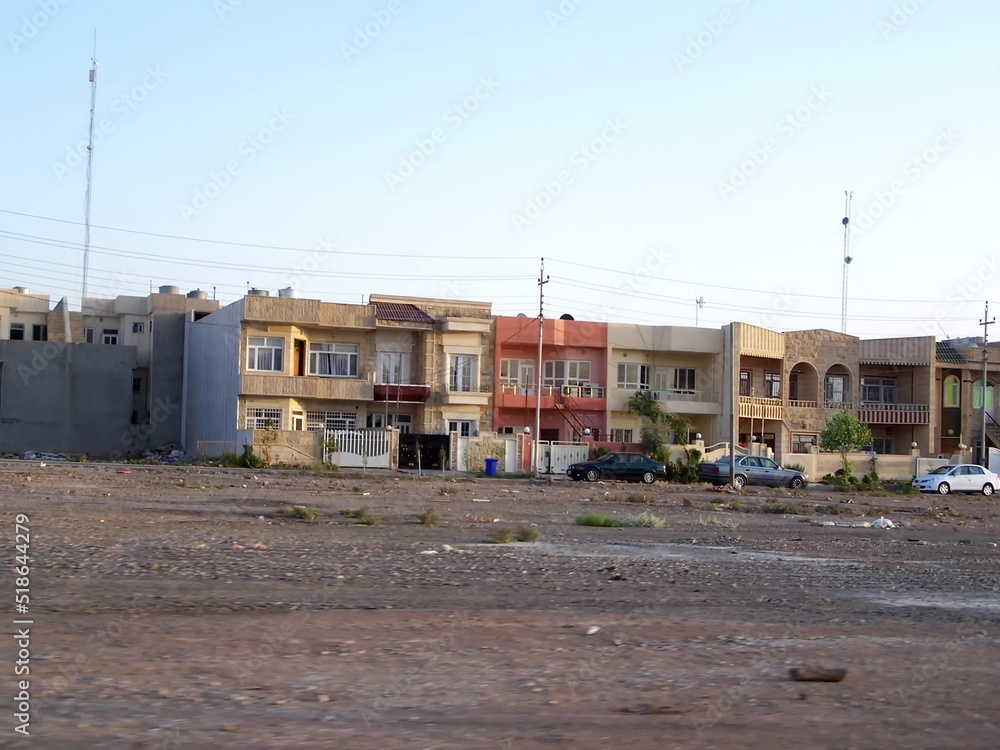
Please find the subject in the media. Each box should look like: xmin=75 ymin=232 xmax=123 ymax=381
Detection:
xmin=341 ymin=506 xmax=380 ymax=525
xmin=416 ymin=507 xmax=440 ymax=526
xmin=576 ymin=512 xmax=622 ymax=528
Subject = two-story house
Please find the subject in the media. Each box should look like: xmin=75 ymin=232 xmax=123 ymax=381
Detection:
xmin=493 ymin=315 xmax=608 ymax=442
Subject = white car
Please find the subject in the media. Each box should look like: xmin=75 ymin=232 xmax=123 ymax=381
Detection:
xmin=912 ymin=464 xmax=1000 ymax=495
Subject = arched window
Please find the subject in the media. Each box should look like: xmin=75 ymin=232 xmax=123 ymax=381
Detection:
xmin=972 ymin=380 xmax=995 ymax=411
xmin=943 ymin=375 xmax=960 ymax=408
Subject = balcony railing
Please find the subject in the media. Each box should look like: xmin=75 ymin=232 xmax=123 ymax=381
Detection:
xmin=373 ymin=383 xmax=431 ymax=402
xmin=499 ymin=383 xmax=605 ymax=399
xmin=823 ymin=401 xmax=853 ymax=410
xmin=738 ymin=395 xmax=782 ymax=420
xmin=651 ymin=389 xmax=708 ymax=403
xmin=242 ymin=374 xmax=373 ymax=401
xmin=787 ymin=399 xmax=818 ymax=409
xmin=859 ymin=402 xmax=929 ymax=425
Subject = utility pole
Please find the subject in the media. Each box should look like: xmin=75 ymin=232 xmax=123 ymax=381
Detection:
xmin=728 ymin=323 xmax=737 ymax=488
xmin=82 ymin=31 xmax=98 ymax=303
xmin=532 ymin=258 xmax=549 ymax=476
xmin=840 ymin=190 xmax=853 ymax=334
xmin=980 ymin=301 xmax=995 ymax=467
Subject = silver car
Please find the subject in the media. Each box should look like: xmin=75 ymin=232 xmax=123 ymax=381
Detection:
xmin=697 ymin=455 xmax=807 ymax=489
xmin=912 ymin=464 xmax=999 ymax=495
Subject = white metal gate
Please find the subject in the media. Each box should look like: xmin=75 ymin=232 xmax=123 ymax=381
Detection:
xmin=538 ymin=441 xmax=589 ymax=474
xmin=324 ymin=429 xmax=391 ymax=468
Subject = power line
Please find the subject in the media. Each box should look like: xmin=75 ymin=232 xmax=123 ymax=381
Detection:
xmin=0 ymin=208 xmax=535 ymax=261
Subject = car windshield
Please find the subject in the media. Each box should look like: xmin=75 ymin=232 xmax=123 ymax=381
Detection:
xmin=928 ymin=466 xmax=953 ymax=475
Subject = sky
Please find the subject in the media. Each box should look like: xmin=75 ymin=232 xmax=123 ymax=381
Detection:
xmin=1 ymin=0 xmax=998 ymax=340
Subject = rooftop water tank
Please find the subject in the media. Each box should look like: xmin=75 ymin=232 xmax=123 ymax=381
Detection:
xmin=159 ymin=285 xmax=181 ymax=295
xmin=278 ymin=287 xmax=299 ymax=298
xmin=187 ymin=289 xmax=209 ymax=300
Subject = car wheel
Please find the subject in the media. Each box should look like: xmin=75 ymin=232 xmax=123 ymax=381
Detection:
xmin=641 ymin=471 xmax=655 ymax=485
xmin=983 ymin=483 xmax=994 ymax=496
xmin=789 ymin=476 xmax=804 ymax=490
xmin=733 ymin=474 xmax=747 ymax=490
xmin=585 ymin=468 xmax=600 ymax=482
xmin=937 ymin=482 xmax=950 ymax=495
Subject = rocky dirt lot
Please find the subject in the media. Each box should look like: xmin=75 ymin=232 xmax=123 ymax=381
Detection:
xmin=3 ymin=462 xmax=1000 ymax=749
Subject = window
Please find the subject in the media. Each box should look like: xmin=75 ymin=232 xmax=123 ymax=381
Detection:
xmin=247 ymin=337 xmax=283 ymax=371
xmin=9 ymin=323 xmax=24 ymax=340
xmin=448 ymin=420 xmax=475 ymax=437
xmin=543 ymin=360 xmax=591 ymax=387
xmin=674 ymin=368 xmax=696 ymax=393
xmin=739 ymin=370 xmax=750 ymax=396
xmin=943 ymin=374 xmax=960 ymax=407
xmin=610 ymin=428 xmax=634 ymax=443
xmin=306 ymin=411 xmax=357 ymax=431
xmin=861 ymin=377 xmax=897 ymax=404
xmin=32 ymin=324 xmax=47 ymax=341
xmin=872 ymin=437 xmax=893 ymax=454
xmin=764 ymin=372 xmax=780 ymax=398
xmin=310 ymin=343 xmax=358 ymax=377
xmin=85 ymin=328 xmax=95 ymax=344
xmin=132 ymin=377 xmax=142 ymax=393
xmin=132 ymin=322 xmax=144 ymax=334
xmin=367 ymin=413 xmax=412 ymax=433
xmin=824 ymin=375 xmax=846 ymax=403
xmin=378 ymin=351 xmax=409 ymax=384
xmin=102 ymin=329 xmax=119 ymax=346
xmin=653 ymin=369 xmax=669 ymax=392
xmin=617 ymin=363 xmax=649 ymax=390
xmin=500 ymin=359 xmax=535 ymax=387
xmin=972 ymin=380 xmax=995 ymax=410
xmin=449 ymin=355 xmax=477 ymax=392
xmin=246 ymin=407 xmax=282 ymax=430
xmin=791 ymin=433 xmax=818 ymax=453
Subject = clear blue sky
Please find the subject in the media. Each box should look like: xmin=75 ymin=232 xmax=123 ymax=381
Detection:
xmin=1 ymin=0 xmax=997 ymax=339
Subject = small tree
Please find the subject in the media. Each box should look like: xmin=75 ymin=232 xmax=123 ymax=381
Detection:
xmin=626 ymin=391 xmax=690 ymax=450
xmin=819 ymin=409 xmax=872 ymax=477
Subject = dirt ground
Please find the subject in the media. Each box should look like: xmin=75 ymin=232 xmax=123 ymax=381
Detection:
xmin=3 ymin=461 xmax=1000 ymax=749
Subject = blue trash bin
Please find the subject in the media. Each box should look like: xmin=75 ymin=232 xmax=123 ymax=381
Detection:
xmin=484 ymin=457 xmax=499 ymax=476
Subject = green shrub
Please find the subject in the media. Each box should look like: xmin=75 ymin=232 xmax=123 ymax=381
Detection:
xmin=514 ymin=524 xmax=540 ymax=542
xmin=416 ymin=507 xmax=440 ymax=525
xmin=593 ymin=446 xmax=610 ymax=459
xmin=341 ymin=506 xmax=380 ymax=525
xmin=784 ymin=463 xmax=806 ymax=473
xmin=281 ymin=505 xmax=320 ymax=520
xmin=488 ymin=527 xmax=515 ymax=543
xmin=220 ymin=451 xmax=243 ymax=467
xmin=621 ymin=511 xmax=665 ymax=528
xmin=576 ymin=512 xmax=622 ymax=527
xmin=239 ymin=444 xmax=266 ymax=469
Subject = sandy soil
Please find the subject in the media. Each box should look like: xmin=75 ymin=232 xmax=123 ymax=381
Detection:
xmin=3 ymin=462 xmax=1000 ymax=749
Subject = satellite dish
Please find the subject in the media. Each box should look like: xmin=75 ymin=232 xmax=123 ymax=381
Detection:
xmin=559 ymin=313 xmax=574 ymax=320
xmin=516 ymin=313 xmax=527 ymax=318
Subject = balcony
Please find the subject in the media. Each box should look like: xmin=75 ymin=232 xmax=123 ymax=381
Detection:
xmin=442 ymin=384 xmax=491 ymax=406
xmin=738 ymin=395 xmax=782 ymax=420
xmin=374 ymin=383 xmax=431 ymax=403
xmin=242 ymin=374 xmax=373 ymax=401
xmin=496 ymin=383 xmax=557 ymax=410
xmin=652 ymin=389 xmax=721 ymax=415
xmin=859 ymin=402 xmax=929 ymax=425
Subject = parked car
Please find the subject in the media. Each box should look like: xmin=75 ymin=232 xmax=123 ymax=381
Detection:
xmin=911 ymin=464 xmax=1000 ymax=495
xmin=697 ymin=455 xmax=807 ymax=489
xmin=566 ymin=453 xmax=668 ymax=484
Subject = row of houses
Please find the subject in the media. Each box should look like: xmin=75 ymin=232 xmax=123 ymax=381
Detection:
xmin=1 ymin=284 xmax=998 ymax=469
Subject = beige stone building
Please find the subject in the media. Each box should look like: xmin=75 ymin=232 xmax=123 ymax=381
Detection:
xmin=184 ymin=292 xmax=493 ymax=463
